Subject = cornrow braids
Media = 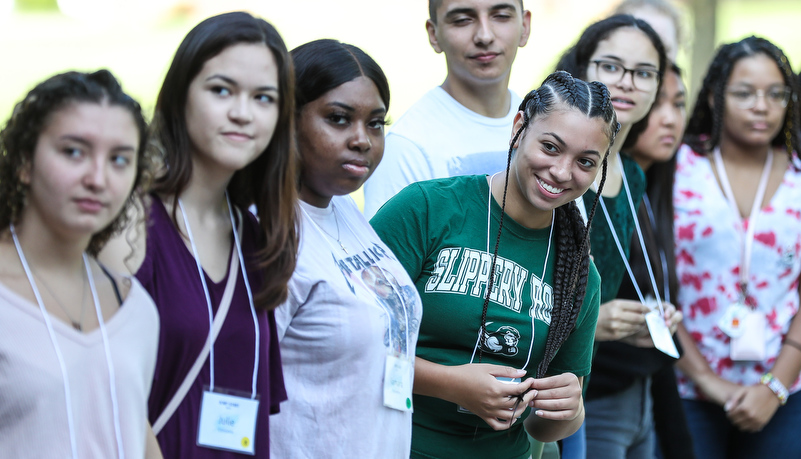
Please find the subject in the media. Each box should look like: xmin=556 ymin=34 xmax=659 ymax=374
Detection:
xmin=0 ymin=70 xmax=152 ymax=255
xmin=477 ymin=71 xmax=618 ymax=377
xmin=685 ymin=35 xmax=801 ymax=166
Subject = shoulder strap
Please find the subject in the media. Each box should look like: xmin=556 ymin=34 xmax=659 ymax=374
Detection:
xmin=152 ymin=216 xmax=245 ymax=435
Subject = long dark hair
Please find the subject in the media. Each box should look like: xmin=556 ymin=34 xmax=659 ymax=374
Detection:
xmin=684 ymin=35 xmax=800 ymax=163
xmin=0 ymin=69 xmax=151 ymax=256
xmin=481 ymin=71 xmax=619 ymax=378
xmin=151 ymin=11 xmax=298 ymax=310
xmin=556 ymin=14 xmax=667 ymax=145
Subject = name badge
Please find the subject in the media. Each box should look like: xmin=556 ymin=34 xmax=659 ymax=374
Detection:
xmin=383 ymin=354 xmax=413 ymax=412
xmin=718 ymin=302 xmax=750 ymax=338
xmin=197 ymin=389 xmax=260 ymax=455
xmin=730 ymin=310 xmax=767 ymax=361
xmin=645 ymin=310 xmax=679 ymax=358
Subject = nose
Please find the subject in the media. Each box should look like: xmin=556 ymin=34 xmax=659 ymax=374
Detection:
xmin=752 ymin=91 xmax=769 ymax=112
xmin=348 ymin=123 xmax=372 ymax=153
xmin=661 ymin=105 xmax=677 ymax=127
xmin=550 ymin=156 xmax=572 ymax=183
xmin=616 ymin=70 xmax=635 ymax=91
xmin=229 ymin=95 xmax=254 ymax=124
xmin=474 ymin=15 xmax=495 ymax=45
xmin=83 ymin=157 xmax=107 ymax=190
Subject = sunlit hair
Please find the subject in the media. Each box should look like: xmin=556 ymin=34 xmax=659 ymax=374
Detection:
xmin=480 ymin=71 xmax=619 ymax=378
xmin=555 ymin=14 xmax=667 ymax=143
xmin=151 ymin=11 xmax=299 ymax=310
xmin=0 ymin=69 xmax=151 ymax=256
xmin=613 ymin=0 xmax=683 ymax=47
xmin=684 ymin=35 xmax=800 ymax=165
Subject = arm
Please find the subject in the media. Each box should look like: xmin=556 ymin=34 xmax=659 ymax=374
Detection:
xmin=725 ymin=308 xmax=801 ymax=431
xmin=413 ymin=357 xmax=537 ymax=431
xmin=144 ymin=422 xmax=163 ymax=459
xmin=363 ymin=134 xmax=432 ymax=219
xmin=524 ymin=375 xmax=584 ymax=442
xmin=675 ymin=323 xmax=741 ymax=406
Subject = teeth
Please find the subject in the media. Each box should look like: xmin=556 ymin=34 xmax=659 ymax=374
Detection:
xmin=538 ymin=178 xmax=564 ymax=194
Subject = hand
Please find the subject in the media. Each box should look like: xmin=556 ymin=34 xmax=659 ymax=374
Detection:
xmin=595 ymin=299 xmax=651 ymax=341
xmin=621 ymin=303 xmax=683 ymax=348
xmin=663 ymin=303 xmax=683 ymax=335
xmin=725 ymin=384 xmax=781 ymax=432
xmin=527 ymin=373 xmax=583 ymax=422
xmin=447 ymin=364 xmax=538 ymax=431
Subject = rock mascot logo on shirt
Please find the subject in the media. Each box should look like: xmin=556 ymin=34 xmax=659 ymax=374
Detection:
xmin=479 ymin=324 xmax=521 ymax=356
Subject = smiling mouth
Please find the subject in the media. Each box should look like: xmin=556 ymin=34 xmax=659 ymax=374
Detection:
xmin=611 ymin=97 xmax=635 ymax=107
xmin=537 ymin=177 xmax=565 ymax=194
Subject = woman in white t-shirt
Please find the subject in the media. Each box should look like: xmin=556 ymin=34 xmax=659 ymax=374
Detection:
xmin=270 ymin=39 xmax=423 ymax=458
xmin=0 ymin=70 xmax=160 ymax=458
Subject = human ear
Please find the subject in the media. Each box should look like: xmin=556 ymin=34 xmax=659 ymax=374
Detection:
xmin=510 ymin=111 xmax=526 ymax=148
xmin=426 ymin=20 xmax=443 ymax=54
xmin=18 ymin=157 xmax=31 ymax=185
xmin=518 ymin=10 xmax=532 ymax=47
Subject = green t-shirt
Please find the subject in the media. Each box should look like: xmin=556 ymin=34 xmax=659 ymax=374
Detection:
xmin=371 ymin=175 xmax=600 ymax=459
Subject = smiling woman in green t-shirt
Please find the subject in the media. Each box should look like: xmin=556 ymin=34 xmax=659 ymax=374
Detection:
xmin=371 ymin=71 xmax=620 ymax=459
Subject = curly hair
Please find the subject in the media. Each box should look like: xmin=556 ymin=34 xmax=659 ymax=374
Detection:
xmin=0 ymin=69 xmax=151 ymax=256
xmin=478 ymin=70 xmax=619 ymax=378
xmin=684 ymin=35 xmax=800 ymax=163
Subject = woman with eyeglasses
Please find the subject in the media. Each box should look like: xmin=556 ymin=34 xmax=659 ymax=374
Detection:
xmin=554 ymin=14 xmax=681 ymax=459
xmin=673 ymin=36 xmax=801 ymax=458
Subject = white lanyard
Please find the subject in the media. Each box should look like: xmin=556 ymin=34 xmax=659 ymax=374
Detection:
xmin=178 ymin=194 xmax=259 ymax=397
xmin=713 ymin=147 xmax=774 ymax=299
xmin=597 ymin=160 xmax=664 ymax=315
xmin=10 ymin=225 xmax=124 ymax=459
xmin=299 ymin=201 xmax=412 ymax=358
xmin=472 ymin=174 xmax=553 ymax=370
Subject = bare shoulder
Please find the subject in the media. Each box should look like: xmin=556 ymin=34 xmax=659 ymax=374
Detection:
xmin=98 ymin=196 xmax=148 ymax=276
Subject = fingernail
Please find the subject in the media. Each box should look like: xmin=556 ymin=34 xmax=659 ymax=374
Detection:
xmin=535 ymin=410 xmax=544 ymax=417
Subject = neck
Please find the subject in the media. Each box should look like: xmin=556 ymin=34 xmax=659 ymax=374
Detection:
xmin=491 ymin=171 xmax=553 ymax=229
xmin=299 ymin=184 xmax=333 ymax=209
xmin=10 ymin=217 xmax=88 ymax=275
xmin=718 ymin=136 xmax=772 ymax=165
xmin=441 ymin=76 xmax=512 ymax=118
xmin=173 ymin=162 xmax=232 ymax=221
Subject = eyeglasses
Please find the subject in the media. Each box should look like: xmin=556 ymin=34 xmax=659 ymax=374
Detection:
xmin=725 ymin=86 xmax=792 ymax=110
xmin=591 ymin=60 xmax=661 ymax=92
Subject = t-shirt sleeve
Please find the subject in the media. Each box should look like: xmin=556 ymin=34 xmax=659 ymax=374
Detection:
xmin=546 ymin=261 xmax=601 ymax=377
xmin=370 ymin=183 xmax=429 ymax=282
xmin=273 ymin=274 xmax=308 ymax=341
xmin=363 ymin=134 xmax=432 ymax=219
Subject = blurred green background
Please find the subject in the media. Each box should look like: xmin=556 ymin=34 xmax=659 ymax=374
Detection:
xmin=1 ymin=0 xmax=799 ymax=205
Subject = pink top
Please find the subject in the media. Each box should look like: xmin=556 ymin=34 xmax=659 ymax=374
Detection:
xmin=673 ymin=144 xmax=801 ymax=399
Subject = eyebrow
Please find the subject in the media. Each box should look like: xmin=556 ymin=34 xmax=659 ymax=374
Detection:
xmin=597 ymin=55 xmax=658 ymax=69
xmin=205 ymin=74 xmax=278 ymax=92
xmin=544 ymin=132 xmax=601 ymax=156
xmin=60 ymin=135 xmax=136 ymax=152
xmin=328 ymin=101 xmax=386 ymax=116
xmin=444 ymin=2 xmax=517 ymax=19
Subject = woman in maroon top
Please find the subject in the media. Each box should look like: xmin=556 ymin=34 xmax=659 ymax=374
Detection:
xmin=100 ymin=12 xmax=298 ymax=458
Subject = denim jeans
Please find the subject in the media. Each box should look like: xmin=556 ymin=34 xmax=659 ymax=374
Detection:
xmin=682 ymin=392 xmax=801 ymax=459
xmin=584 ymin=377 xmax=654 ymax=459
xmin=560 ymin=423 xmax=585 ymax=459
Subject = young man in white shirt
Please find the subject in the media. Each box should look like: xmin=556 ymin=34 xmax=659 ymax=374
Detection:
xmin=363 ymin=0 xmax=531 ymax=218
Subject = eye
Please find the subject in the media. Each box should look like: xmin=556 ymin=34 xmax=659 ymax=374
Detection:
xmin=368 ymin=118 xmax=387 ymax=130
xmin=327 ymin=112 xmax=350 ymax=125
xmin=730 ymin=90 xmax=752 ymax=100
xmin=541 ymin=141 xmax=558 ymax=153
xmin=493 ymin=12 xmax=513 ymax=20
xmin=768 ymin=89 xmax=786 ymax=101
xmin=255 ymin=93 xmax=276 ymax=104
xmin=211 ymin=86 xmax=231 ymax=96
xmin=675 ymin=99 xmax=687 ymax=110
xmin=110 ymin=153 xmax=132 ymax=168
xmin=62 ymin=147 xmax=83 ymax=159
xmin=600 ymin=62 xmax=619 ymax=73
xmin=450 ymin=15 xmax=473 ymax=26
xmin=635 ymin=69 xmax=656 ymax=80
xmin=578 ymin=157 xmax=597 ymax=168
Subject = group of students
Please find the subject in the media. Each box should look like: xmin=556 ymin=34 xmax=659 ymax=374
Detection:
xmin=0 ymin=1 xmax=800 ymax=459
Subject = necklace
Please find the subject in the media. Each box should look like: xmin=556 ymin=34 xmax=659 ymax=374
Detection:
xmin=33 ymin=269 xmax=87 ymax=331
xmin=318 ymin=203 xmax=348 ymax=254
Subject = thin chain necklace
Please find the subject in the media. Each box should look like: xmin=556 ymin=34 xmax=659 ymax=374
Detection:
xmin=32 ymin=265 xmax=88 ymax=331
xmin=318 ymin=203 xmax=348 ymax=254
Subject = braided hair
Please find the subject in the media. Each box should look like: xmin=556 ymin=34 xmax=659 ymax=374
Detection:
xmin=0 ymin=70 xmax=151 ymax=256
xmin=685 ymin=35 xmax=801 ymax=164
xmin=478 ymin=71 xmax=620 ymax=378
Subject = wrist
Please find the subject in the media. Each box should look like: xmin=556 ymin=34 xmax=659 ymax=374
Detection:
xmin=760 ymin=372 xmax=789 ymax=406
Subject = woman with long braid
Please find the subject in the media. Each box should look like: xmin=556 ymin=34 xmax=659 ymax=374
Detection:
xmin=673 ymin=36 xmax=801 ymax=458
xmin=371 ymin=71 xmax=618 ymax=459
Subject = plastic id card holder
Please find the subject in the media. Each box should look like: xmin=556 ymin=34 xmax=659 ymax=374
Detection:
xmin=197 ymin=387 xmax=260 ymax=455
xmin=384 ymin=353 xmax=414 ymax=412
xmin=645 ymin=310 xmax=679 ymax=359
xmin=730 ymin=310 xmax=767 ymax=361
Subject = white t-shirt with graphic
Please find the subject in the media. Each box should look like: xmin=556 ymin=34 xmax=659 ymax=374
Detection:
xmin=270 ymin=195 xmax=422 ymax=459
xmin=362 ymin=86 xmax=521 ymax=218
